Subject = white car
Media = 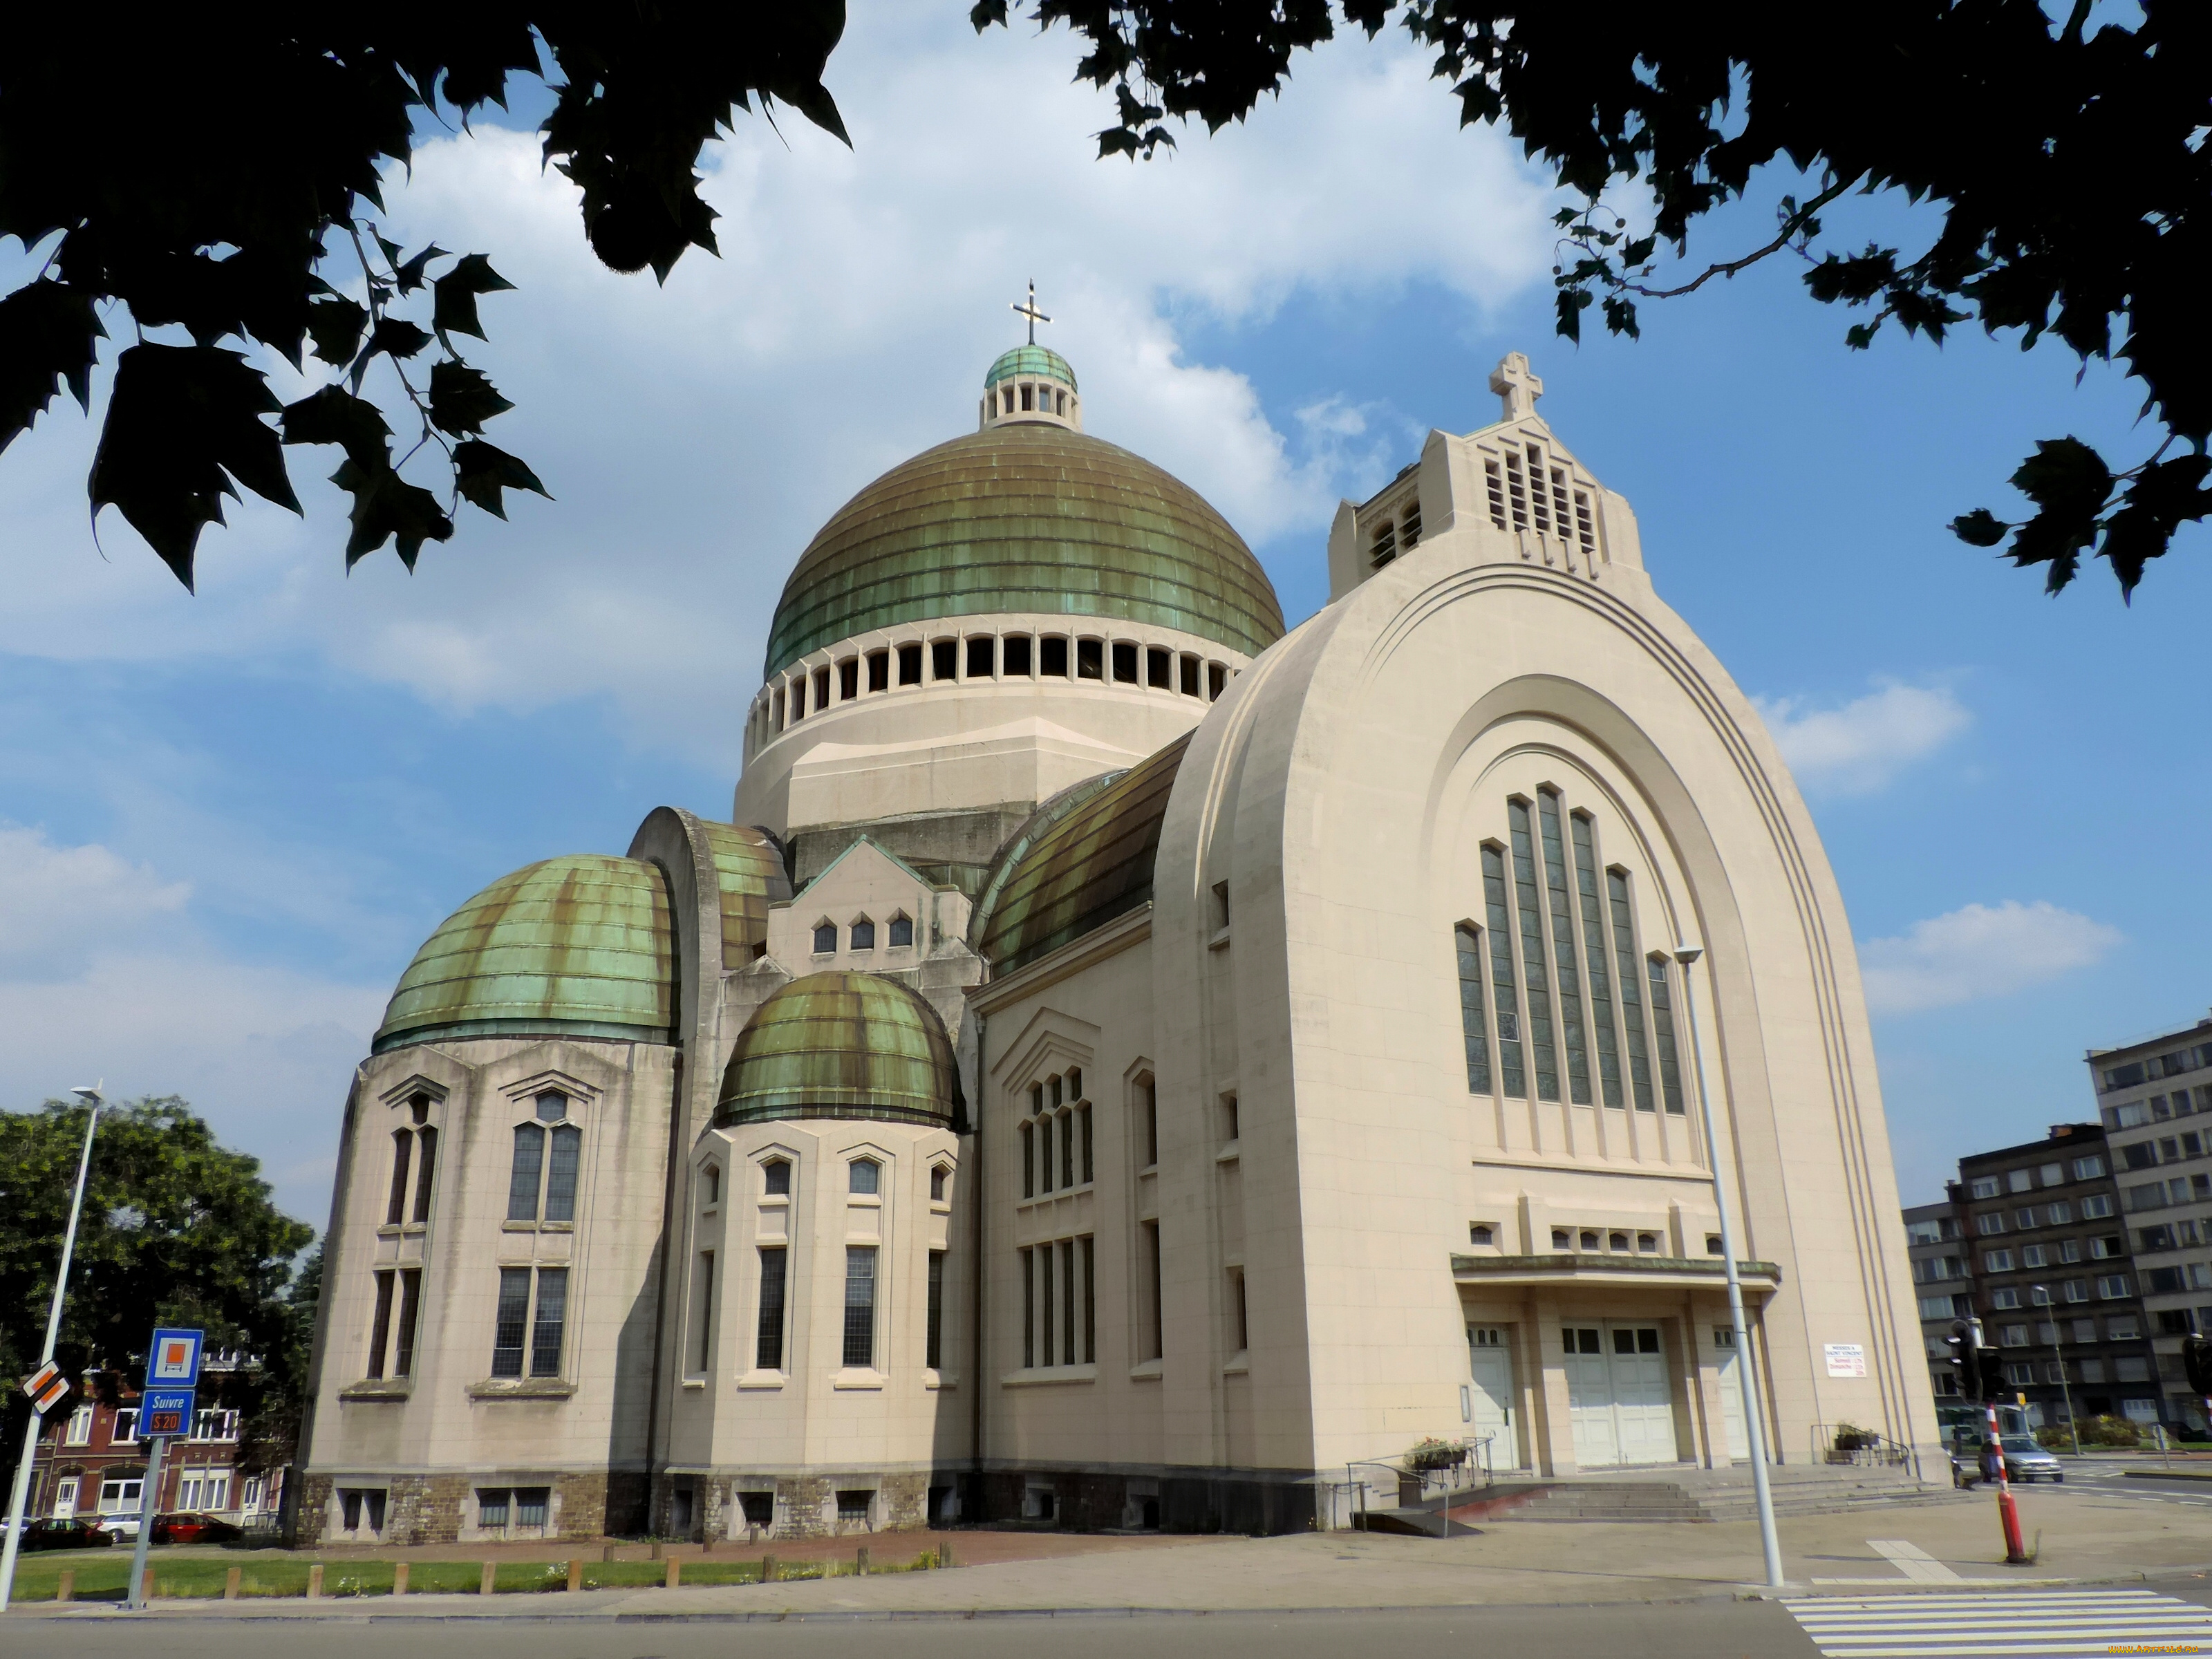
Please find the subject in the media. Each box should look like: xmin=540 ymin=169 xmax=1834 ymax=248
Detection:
xmin=99 ymin=1512 xmax=142 ymax=1541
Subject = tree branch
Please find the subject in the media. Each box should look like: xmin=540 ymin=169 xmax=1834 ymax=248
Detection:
xmin=1621 ymin=174 xmax=1862 ymax=300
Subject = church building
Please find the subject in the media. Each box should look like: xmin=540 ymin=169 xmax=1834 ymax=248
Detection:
xmin=297 ymin=331 xmax=1937 ymax=1544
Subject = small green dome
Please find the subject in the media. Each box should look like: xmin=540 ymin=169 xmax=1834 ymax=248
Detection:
xmin=716 ymin=972 xmax=962 ymax=1126
xmin=374 ymin=855 xmax=674 ymax=1053
xmin=763 ymin=424 xmax=1284 ymax=679
xmin=985 ymin=345 xmax=1076 ymax=391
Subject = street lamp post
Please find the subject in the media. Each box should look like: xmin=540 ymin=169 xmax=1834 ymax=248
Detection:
xmin=1673 ymin=947 xmax=1786 ymax=1591
xmin=0 ymin=1085 xmax=105 ymax=1613
xmin=2034 ymin=1286 xmax=2081 ymax=1457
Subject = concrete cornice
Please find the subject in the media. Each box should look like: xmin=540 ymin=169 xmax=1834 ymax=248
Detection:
xmin=967 ymin=903 xmax=1152 ymax=1015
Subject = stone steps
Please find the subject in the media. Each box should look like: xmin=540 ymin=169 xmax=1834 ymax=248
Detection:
xmin=1494 ymin=1469 xmax=1965 ymax=1524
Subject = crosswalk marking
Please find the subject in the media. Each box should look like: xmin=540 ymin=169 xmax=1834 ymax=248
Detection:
xmin=1785 ymin=1588 xmax=2212 ymax=1658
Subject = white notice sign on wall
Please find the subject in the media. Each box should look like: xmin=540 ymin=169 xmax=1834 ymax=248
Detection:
xmin=1824 ymin=1342 xmax=1868 ymax=1379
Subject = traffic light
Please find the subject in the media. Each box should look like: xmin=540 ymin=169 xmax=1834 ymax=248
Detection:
xmin=1947 ymin=1319 xmax=1987 ymax=1402
xmin=2183 ymin=1331 xmax=2212 ymax=1397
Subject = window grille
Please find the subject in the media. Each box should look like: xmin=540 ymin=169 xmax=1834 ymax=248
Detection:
xmin=926 ymin=1250 xmax=946 ymax=1369
xmin=1538 ymin=791 xmax=1592 ymax=1105
xmin=1573 ymin=490 xmax=1596 ymax=558
xmin=756 ymin=1248 xmax=787 ymax=1369
xmin=850 ymin=1158 xmax=879 ymax=1195
xmin=491 ymin=1268 xmax=530 ymax=1378
xmin=1527 ymin=447 xmax=1550 ymax=532
xmin=1369 ymin=521 xmax=1396 ymax=569
xmin=1485 ymin=460 xmax=1508 ymax=529
xmin=1646 ymin=957 xmax=1688 ymax=1114
xmin=1606 ymin=868 xmax=1656 ymax=1112
xmin=1400 ymin=503 xmax=1421 ymax=550
xmin=889 ymin=913 xmax=913 ymax=947
xmin=530 ymin=1268 xmax=567 ymax=1376
xmin=1507 ymin=800 xmax=1560 ymax=1102
xmin=543 ymin=1124 xmax=580 ymax=1222
xmin=1549 ymin=467 xmax=1573 ymax=543
xmin=1571 ymin=816 xmax=1622 ymax=1106
xmin=1481 ymin=845 xmax=1525 ymax=1097
xmin=516 ymin=1488 xmax=549 ymax=1528
xmin=850 ymin=917 xmax=876 ymax=950
xmin=1455 ymin=923 xmax=1491 ymax=1094
xmin=507 ymin=1124 xmax=544 ymax=1221
xmin=843 ymin=1247 xmax=877 ymax=1368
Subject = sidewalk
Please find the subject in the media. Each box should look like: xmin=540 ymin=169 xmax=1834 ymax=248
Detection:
xmin=12 ymin=1482 xmax=2210 ymax=1618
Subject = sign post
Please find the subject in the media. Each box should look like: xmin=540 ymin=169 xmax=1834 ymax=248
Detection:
xmin=125 ymin=1329 xmax=202 ymax=1611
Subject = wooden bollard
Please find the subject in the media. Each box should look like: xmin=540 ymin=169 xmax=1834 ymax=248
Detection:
xmin=225 ymin=1565 xmax=243 ymax=1600
xmin=650 ymin=1539 xmax=664 ymax=1562
xmin=856 ymin=1546 xmax=870 ymax=1575
xmin=480 ymin=1561 xmax=498 ymax=1596
xmin=664 ymin=1558 xmax=681 ymax=1589
xmin=391 ymin=1562 xmax=409 ymax=1597
xmin=939 ymin=1541 xmax=955 ymax=1568
xmin=762 ymin=1553 xmax=778 ymax=1582
xmin=55 ymin=1568 xmax=74 ymax=1604
xmin=306 ymin=1564 xmax=324 ymax=1600
xmin=566 ymin=1558 xmax=583 ymax=1592
xmin=601 ymin=1543 xmax=616 ymax=1563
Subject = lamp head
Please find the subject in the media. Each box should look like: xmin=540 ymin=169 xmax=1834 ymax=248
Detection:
xmin=1672 ymin=944 xmax=1704 ymax=967
xmin=70 ymin=1085 xmax=103 ymax=1107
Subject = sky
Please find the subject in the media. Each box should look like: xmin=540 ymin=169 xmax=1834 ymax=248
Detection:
xmin=1 ymin=6 xmax=2202 ymax=1230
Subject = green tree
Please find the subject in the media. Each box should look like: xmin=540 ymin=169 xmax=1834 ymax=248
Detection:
xmin=975 ymin=1 xmax=2210 ymax=599
xmin=0 ymin=9 xmax=847 ymax=588
xmin=0 ymin=1097 xmax=314 ymax=1485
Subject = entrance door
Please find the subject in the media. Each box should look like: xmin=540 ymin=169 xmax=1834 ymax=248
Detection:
xmin=1712 ymin=1326 xmax=1750 ymax=1461
xmin=52 ymin=1475 xmax=78 ymax=1517
xmin=1562 ymin=1324 xmax=1680 ymax=1467
xmin=1467 ymin=1327 xmax=1519 ymax=1469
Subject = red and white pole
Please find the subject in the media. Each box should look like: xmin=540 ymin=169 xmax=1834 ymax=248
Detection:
xmin=1986 ymin=1401 xmax=2029 ymax=1565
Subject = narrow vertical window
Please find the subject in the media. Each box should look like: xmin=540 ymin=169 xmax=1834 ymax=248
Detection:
xmin=1061 ymin=1239 xmax=1077 ymax=1365
xmin=1143 ymin=1221 xmax=1163 ymax=1361
xmin=1078 ymin=1103 xmax=1094 ymax=1183
xmin=762 ymin=1157 xmax=791 ymax=1197
xmin=1571 ymin=815 xmax=1623 ymax=1108
xmin=1081 ymin=1235 xmax=1096 ymax=1365
xmin=1060 ymin=1111 xmax=1075 ymax=1188
xmin=530 ymin=1268 xmax=568 ymax=1377
xmin=1020 ymin=1121 xmax=1035 ymax=1199
xmin=1481 ymin=845 xmax=1526 ymax=1098
xmin=411 ymin=1125 xmax=438 ymax=1223
xmin=491 ymin=1267 xmax=531 ymax=1377
xmin=1143 ymin=1080 xmax=1159 ymax=1165
xmin=1508 ymin=800 xmax=1560 ymax=1102
xmin=1039 ymin=1115 xmax=1055 ymax=1194
xmin=393 ymin=1268 xmax=422 ymax=1378
xmin=544 ymin=1124 xmax=581 ymax=1223
xmin=926 ymin=1250 xmax=946 ymax=1370
xmin=386 ymin=1130 xmax=413 ymax=1226
xmin=1232 ymin=1268 xmax=1249 ymax=1351
xmin=367 ymin=1270 xmax=395 ymax=1379
xmin=1040 ymin=1238 xmax=1056 ymax=1365
xmin=1022 ymin=1246 xmax=1035 ymax=1368
xmin=1608 ymin=869 xmax=1656 ymax=1112
xmin=1455 ymin=922 xmax=1491 ymax=1094
xmin=1647 ymin=956 xmax=1687 ymax=1114
xmin=1538 ymin=791 xmax=1591 ymax=1105
xmin=843 ymin=1247 xmax=877 ymax=1369
xmin=507 ymin=1123 xmax=545 ymax=1222
xmin=756 ymin=1248 xmax=787 ymax=1370
xmin=694 ymin=1252 xmax=715 ymax=1372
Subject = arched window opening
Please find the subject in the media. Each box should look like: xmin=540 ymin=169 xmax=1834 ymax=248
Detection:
xmin=849 ymin=915 xmax=877 ymax=951
xmin=507 ymin=1123 xmax=545 ymax=1222
xmin=812 ymin=919 xmax=837 ymax=954
xmin=849 ymin=1158 xmax=881 ymax=1196
xmin=762 ymin=1157 xmax=791 ymax=1197
xmin=545 ymin=1125 xmax=581 ymax=1222
xmin=888 ymin=912 xmax=914 ymax=948
xmin=930 ymin=1164 xmax=949 ymax=1202
xmin=386 ymin=1129 xmax=413 ymax=1226
xmin=411 ymin=1123 xmax=438 ymax=1224
xmin=703 ymin=1164 xmax=721 ymax=1206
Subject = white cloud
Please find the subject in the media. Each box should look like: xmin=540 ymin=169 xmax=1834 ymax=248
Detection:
xmin=0 ymin=823 xmax=189 ymax=974
xmin=1754 ymin=679 xmax=1972 ymax=796
xmin=1859 ymin=900 xmax=2122 ymax=1015
xmin=0 ymin=6 xmax=1558 ymax=769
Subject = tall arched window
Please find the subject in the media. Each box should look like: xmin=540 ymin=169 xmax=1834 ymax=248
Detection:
xmin=507 ymin=1124 xmax=544 ymax=1221
xmin=386 ymin=1130 xmax=413 ymax=1226
xmin=545 ymin=1123 xmax=581 ymax=1222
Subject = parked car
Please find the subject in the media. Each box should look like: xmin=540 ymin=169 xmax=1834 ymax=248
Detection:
xmin=1949 ymin=1432 xmax=2066 ymax=1486
xmin=153 ymin=1512 xmax=243 ymax=1545
xmin=17 ymin=1518 xmax=116 ymax=1551
xmin=99 ymin=1512 xmax=142 ymax=1542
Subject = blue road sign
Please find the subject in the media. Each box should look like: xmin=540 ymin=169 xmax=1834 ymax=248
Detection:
xmin=147 ymin=1329 xmax=203 ymax=1389
xmin=139 ymin=1387 xmax=194 ymax=1438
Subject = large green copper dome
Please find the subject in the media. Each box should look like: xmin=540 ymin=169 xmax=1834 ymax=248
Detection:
xmin=716 ymin=972 xmax=962 ymax=1125
xmin=762 ymin=423 xmax=1285 ymax=679
xmin=374 ymin=854 xmax=675 ymax=1053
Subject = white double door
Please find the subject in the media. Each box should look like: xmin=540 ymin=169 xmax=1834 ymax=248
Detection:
xmin=1563 ymin=1323 xmax=1679 ymax=1467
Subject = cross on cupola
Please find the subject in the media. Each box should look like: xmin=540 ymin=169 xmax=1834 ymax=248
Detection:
xmin=1011 ymin=280 xmax=1051 ymax=345
xmin=1489 ymin=351 xmax=1544 ymax=422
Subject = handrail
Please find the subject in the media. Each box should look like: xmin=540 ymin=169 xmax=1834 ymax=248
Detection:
xmin=1812 ymin=1423 xmax=1914 ymax=1470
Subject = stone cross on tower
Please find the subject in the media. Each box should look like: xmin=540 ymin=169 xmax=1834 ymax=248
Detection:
xmin=1489 ymin=351 xmax=1544 ymax=422
xmin=1011 ymin=280 xmax=1051 ymax=346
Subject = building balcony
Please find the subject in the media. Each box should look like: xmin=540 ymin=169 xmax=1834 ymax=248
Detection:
xmin=1451 ymin=1253 xmax=1782 ymax=1291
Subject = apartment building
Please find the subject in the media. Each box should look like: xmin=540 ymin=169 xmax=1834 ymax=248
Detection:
xmin=1905 ymin=1199 xmax=1971 ymax=1417
xmin=2087 ymin=1013 xmax=2212 ymax=1430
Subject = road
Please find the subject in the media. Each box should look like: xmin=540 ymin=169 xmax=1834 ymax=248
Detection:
xmin=25 ymin=1581 xmax=2212 ymax=1659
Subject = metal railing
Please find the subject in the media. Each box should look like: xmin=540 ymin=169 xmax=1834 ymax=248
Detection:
xmin=1812 ymin=1423 xmax=1915 ymax=1469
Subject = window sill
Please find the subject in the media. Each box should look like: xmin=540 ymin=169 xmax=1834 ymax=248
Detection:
xmin=500 ymin=1220 xmax=575 ymax=1233
xmin=1127 ymin=1359 xmax=1163 ymax=1381
xmin=1208 ymin=928 xmax=1231 ymax=951
xmin=832 ymin=1368 xmax=888 ymax=1391
xmin=338 ymin=1380 xmax=412 ymax=1403
xmin=467 ymin=1378 xmax=577 ymax=1400
xmin=1216 ymin=1145 xmax=1240 ymax=1164
xmin=925 ymin=1368 xmax=956 ymax=1391
xmin=681 ymin=1377 xmax=706 ymax=1391
xmin=735 ymin=1369 xmax=786 ymax=1391
xmin=930 ymin=1200 xmax=952 ymax=1215
xmin=1000 ymin=1365 xmax=1098 ymax=1387
xmin=1223 ymin=1353 xmax=1250 ymax=1377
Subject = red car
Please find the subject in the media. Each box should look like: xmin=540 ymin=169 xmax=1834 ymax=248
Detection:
xmin=151 ymin=1512 xmax=243 ymax=1545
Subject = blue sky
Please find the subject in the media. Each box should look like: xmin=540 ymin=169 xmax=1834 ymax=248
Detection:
xmin=1 ymin=6 xmax=2200 ymax=1226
